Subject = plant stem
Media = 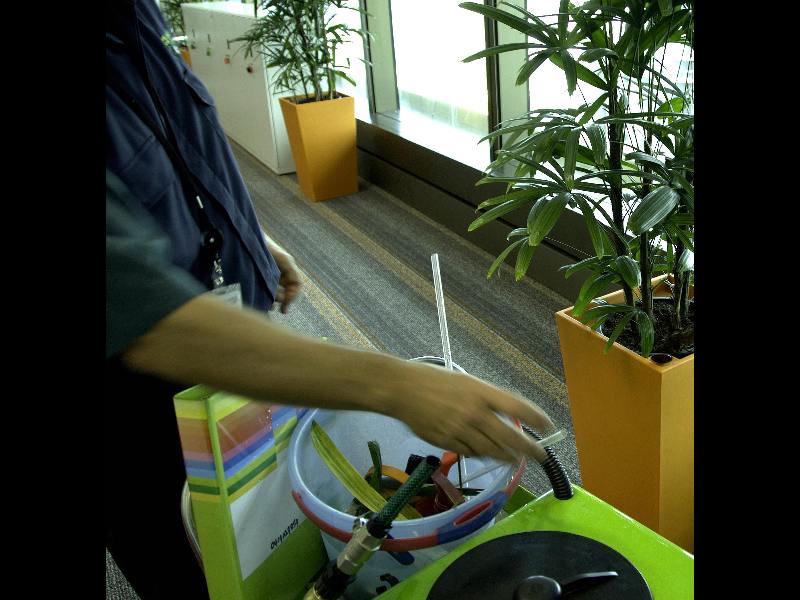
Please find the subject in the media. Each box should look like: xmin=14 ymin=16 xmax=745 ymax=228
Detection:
xmin=293 ymin=1 xmax=321 ymax=101
xmin=607 ymin=84 xmax=634 ymax=307
xmin=671 ymin=240 xmax=684 ymax=330
xmin=679 ymin=274 xmax=690 ymax=321
xmin=640 ymin=233 xmax=652 ymax=315
xmin=640 ymin=98 xmax=653 ymax=321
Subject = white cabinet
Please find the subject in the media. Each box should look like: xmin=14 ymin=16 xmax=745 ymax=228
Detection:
xmin=182 ymin=2 xmax=295 ymax=174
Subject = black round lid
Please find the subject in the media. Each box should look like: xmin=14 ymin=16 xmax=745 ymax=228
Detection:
xmin=427 ymin=531 xmax=652 ymax=600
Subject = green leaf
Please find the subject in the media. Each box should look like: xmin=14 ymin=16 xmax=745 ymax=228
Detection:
xmin=311 ymin=421 xmax=421 ymax=520
xmin=549 ymin=52 xmax=607 ymax=89
xmin=515 ymin=241 xmax=536 ymax=280
xmin=628 ymin=186 xmax=680 ymax=234
xmin=558 ymin=0 xmax=569 ymax=40
xmin=332 ymin=70 xmax=356 ymax=87
xmin=603 ymin=111 xmax=687 ymax=120
xmin=635 ymin=311 xmax=655 ymax=357
xmin=585 ymin=124 xmax=606 ymax=165
xmin=641 ymin=65 xmax=688 ymax=103
xmin=595 ymin=116 xmax=680 ymax=136
xmin=560 ymin=256 xmax=601 ymax=279
xmin=527 ymin=192 xmax=572 ymax=245
xmin=581 ymin=303 xmax=629 ymax=324
xmin=603 ymin=310 xmax=637 ymax=354
xmin=578 ymin=1 xmax=636 ymax=25
xmin=671 ymin=172 xmax=694 ymax=205
xmin=530 ymin=131 xmax=556 ymax=165
xmin=469 ymin=195 xmax=532 ymax=231
xmin=559 ymin=50 xmax=578 ymax=95
xmin=487 ymin=238 xmax=526 ymax=278
xmin=665 ymin=213 xmax=694 ymax=226
xmin=563 ymin=129 xmax=580 ymax=188
xmin=578 ymin=48 xmax=619 ymax=62
xmin=676 ymin=248 xmax=694 ymax=273
xmin=508 ymin=227 xmax=528 ymax=239
xmin=657 ymin=0 xmax=673 ymax=16
xmin=626 ymin=151 xmax=666 ymax=172
xmin=477 ymin=188 xmax=546 ymax=210
xmin=573 ymin=272 xmax=618 ymax=317
xmin=664 ymin=224 xmax=694 ymax=252
xmin=517 ymin=157 xmax=566 ymax=187
xmin=577 ymin=92 xmax=609 ymax=125
xmin=575 ymin=169 xmax=668 ymax=185
xmin=495 ymin=1 xmax=559 ymax=45
xmin=657 ymin=97 xmax=685 ymax=115
xmin=463 ymin=43 xmax=549 ymax=63
xmin=517 ymin=49 xmax=558 ymax=85
xmin=613 ymin=255 xmax=641 ymax=289
xmin=459 ymin=2 xmax=542 ymax=36
xmin=574 ymin=195 xmax=605 ymax=258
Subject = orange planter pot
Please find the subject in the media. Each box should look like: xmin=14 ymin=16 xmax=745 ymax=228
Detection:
xmin=555 ymin=276 xmax=694 ymax=552
xmin=179 ymin=46 xmax=192 ymax=68
xmin=279 ymin=94 xmax=358 ymax=202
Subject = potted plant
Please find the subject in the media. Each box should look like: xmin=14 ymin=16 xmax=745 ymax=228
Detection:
xmin=235 ymin=0 xmax=367 ymax=202
xmin=459 ymin=0 xmax=694 ymax=550
xmin=160 ymin=0 xmax=208 ymax=66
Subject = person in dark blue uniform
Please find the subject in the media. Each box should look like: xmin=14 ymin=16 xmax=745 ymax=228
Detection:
xmin=105 ymin=2 xmax=556 ymax=599
xmin=106 ymin=175 xmax=557 ymax=600
xmin=105 ymin=1 xmax=300 ymax=597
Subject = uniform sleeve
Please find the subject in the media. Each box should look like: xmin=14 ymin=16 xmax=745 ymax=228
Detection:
xmin=106 ymin=170 xmax=206 ymax=358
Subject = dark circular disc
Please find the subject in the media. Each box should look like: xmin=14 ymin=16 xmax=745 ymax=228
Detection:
xmin=427 ymin=531 xmax=652 ymax=600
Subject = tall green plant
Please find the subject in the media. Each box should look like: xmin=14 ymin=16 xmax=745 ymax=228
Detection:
xmin=460 ymin=0 xmax=694 ymax=357
xmin=235 ymin=0 xmax=367 ymax=103
xmin=160 ymin=0 xmax=212 ymax=36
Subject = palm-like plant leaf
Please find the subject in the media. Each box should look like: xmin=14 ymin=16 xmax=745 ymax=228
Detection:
xmin=527 ymin=192 xmax=572 ymax=246
xmin=629 ymin=186 xmax=680 ymax=234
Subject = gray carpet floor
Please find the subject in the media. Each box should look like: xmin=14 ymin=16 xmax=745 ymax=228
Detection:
xmin=106 ymin=141 xmax=580 ymax=599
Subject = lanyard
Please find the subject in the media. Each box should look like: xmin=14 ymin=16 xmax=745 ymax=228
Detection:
xmin=106 ymin=1 xmax=225 ymax=288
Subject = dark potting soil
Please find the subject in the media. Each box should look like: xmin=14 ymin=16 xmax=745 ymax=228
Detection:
xmin=600 ymin=297 xmax=694 ymax=359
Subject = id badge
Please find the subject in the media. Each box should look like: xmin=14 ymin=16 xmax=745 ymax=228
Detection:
xmin=207 ymin=282 xmax=242 ymax=308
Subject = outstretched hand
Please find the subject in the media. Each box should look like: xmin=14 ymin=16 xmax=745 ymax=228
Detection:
xmin=270 ymin=247 xmax=302 ymax=314
xmin=382 ymin=360 xmax=556 ymax=464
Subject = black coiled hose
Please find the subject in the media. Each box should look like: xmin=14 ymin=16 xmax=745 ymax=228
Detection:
xmin=523 ymin=424 xmax=573 ymax=500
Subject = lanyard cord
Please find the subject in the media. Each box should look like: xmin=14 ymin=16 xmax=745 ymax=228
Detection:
xmin=106 ymin=1 xmax=225 ymax=286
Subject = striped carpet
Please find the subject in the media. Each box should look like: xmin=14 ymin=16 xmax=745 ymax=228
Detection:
xmin=106 ymin=142 xmax=581 ymax=599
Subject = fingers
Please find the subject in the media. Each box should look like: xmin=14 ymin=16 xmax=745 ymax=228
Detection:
xmin=277 ymin=260 xmax=301 ymax=314
xmin=465 ymin=411 xmax=547 ymax=463
xmin=483 ymin=385 xmax=555 ymax=435
xmin=280 ymin=282 xmax=301 ymax=313
xmin=390 ymin=361 xmax=556 ymax=464
xmin=450 ymin=375 xmax=554 ymax=462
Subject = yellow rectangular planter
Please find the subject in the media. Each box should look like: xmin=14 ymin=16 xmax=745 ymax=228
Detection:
xmin=279 ymin=94 xmax=358 ymax=202
xmin=180 ymin=46 xmax=192 ymax=68
xmin=555 ymin=277 xmax=694 ymax=552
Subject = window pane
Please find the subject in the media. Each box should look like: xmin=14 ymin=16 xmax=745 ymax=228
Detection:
xmin=385 ymin=0 xmax=490 ymax=168
xmin=527 ymin=0 xmax=590 ymax=112
xmin=331 ymin=1 xmax=370 ymax=119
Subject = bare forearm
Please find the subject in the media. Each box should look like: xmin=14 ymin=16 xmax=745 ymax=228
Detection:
xmin=121 ymin=294 xmax=399 ymax=413
xmin=120 ymin=294 xmax=555 ymax=462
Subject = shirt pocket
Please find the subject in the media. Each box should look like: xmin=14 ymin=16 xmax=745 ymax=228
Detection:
xmin=107 ymin=90 xmax=181 ymax=210
xmin=181 ymin=65 xmax=216 ymax=108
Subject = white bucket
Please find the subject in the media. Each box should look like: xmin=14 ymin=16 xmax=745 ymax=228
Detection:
xmin=288 ymin=358 xmax=524 ymax=598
